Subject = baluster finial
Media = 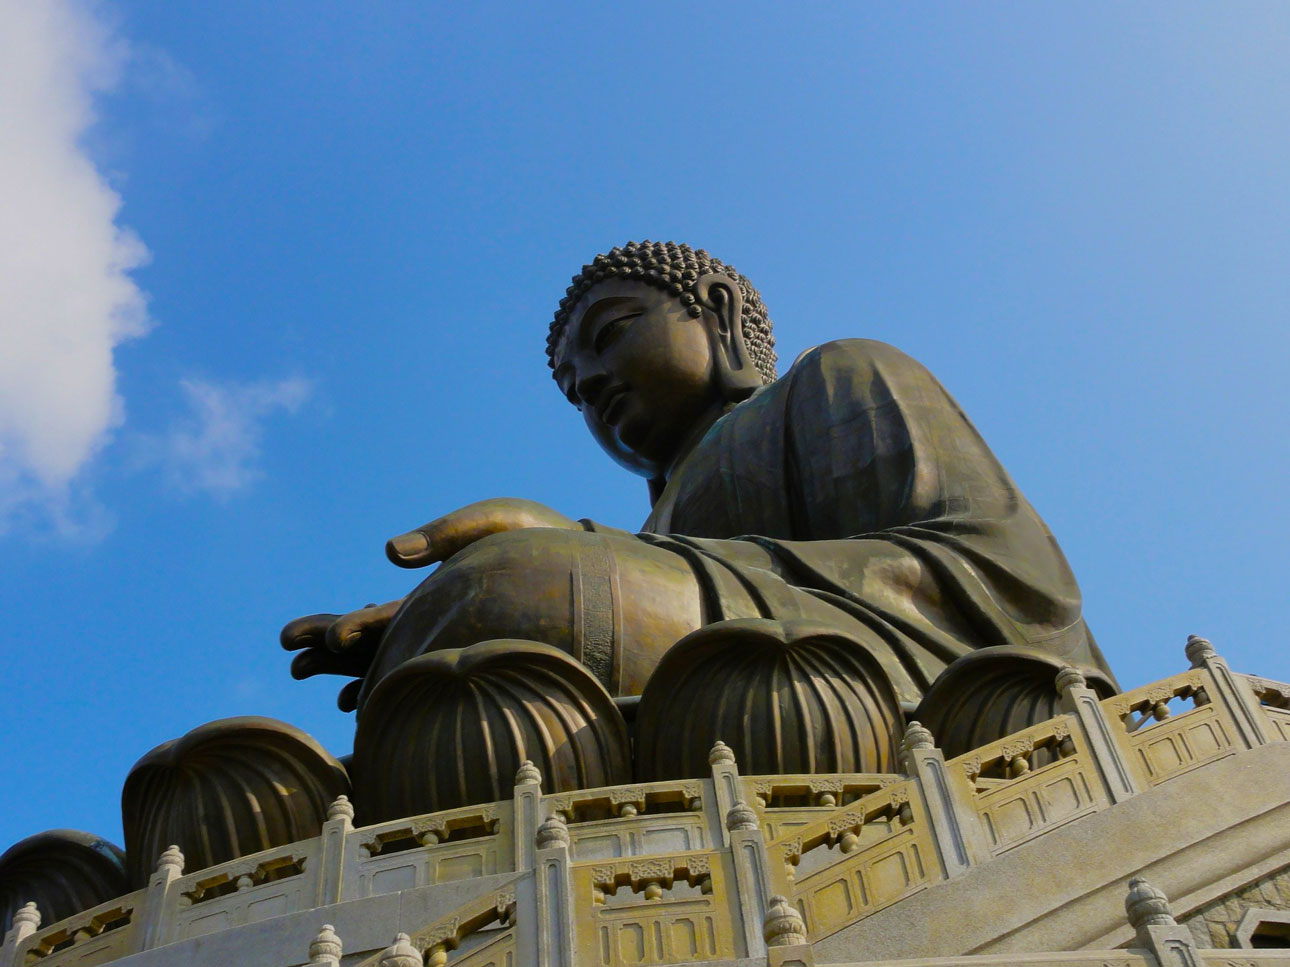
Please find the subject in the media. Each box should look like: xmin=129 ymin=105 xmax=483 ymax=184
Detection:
xmin=327 ymin=795 xmax=355 ymax=823
xmin=1055 ymin=664 xmax=1087 ymax=694
xmin=514 ymin=759 xmax=542 ymax=786
xmin=379 ymin=933 xmax=422 ymax=967
xmin=308 ymin=924 xmax=342 ymax=965
xmin=12 ymin=900 xmax=40 ymax=931
xmin=157 ymin=844 xmax=184 ymax=874
xmin=1125 ymin=876 xmax=1176 ymax=928
xmin=901 ymin=720 xmax=935 ymax=753
xmin=1185 ymin=634 xmax=1216 ymax=668
xmin=726 ymin=800 xmax=759 ymax=832
xmin=764 ymin=894 xmax=808 ymax=946
xmin=708 ymin=739 xmax=736 ymax=765
xmin=536 ymin=813 xmax=570 ymax=850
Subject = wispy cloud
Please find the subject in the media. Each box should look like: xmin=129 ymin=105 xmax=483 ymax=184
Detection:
xmin=150 ymin=377 xmax=312 ymax=499
xmin=0 ymin=0 xmax=150 ymax=532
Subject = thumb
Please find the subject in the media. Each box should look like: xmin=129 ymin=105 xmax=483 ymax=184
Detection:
xmin=386 ymin=528 xmax=435 ymax=567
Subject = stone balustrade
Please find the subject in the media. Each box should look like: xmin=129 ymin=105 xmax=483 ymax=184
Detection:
xmin=3 ymin=638 xmax=1287 ymax=967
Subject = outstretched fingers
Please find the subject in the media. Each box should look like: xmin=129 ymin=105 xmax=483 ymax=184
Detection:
xmin=290 ymin=648 xmax=366 ymax=712
xmin=281 ymin=613 xmax=342 ymax=652
xmin=324 ymin=600 xmax=401 ymax=657
xmin=337 ymin=679 xmax=363 ymax=713
xmin=290 ymin=647 xmax=346 ymax=680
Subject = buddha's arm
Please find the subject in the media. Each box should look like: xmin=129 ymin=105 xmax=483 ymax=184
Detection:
xmin=283 ymin=497 xmax=585 ymax=710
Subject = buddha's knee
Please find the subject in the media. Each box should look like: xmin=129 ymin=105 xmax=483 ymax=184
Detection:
xmin=121 ymin=717 xmax=350 ymax=887
xmin=371 ymin=528 xmax=702 ymax=696
xmin=635 ymin=619 xmax=905 ymax=781
xmin=351 ymin=640 xmax=630 ymax=820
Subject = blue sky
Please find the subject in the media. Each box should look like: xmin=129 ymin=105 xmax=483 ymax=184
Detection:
xmin=2 ymin=2 xmax=1288 ymax=853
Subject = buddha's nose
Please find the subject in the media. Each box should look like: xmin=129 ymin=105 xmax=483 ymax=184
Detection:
xmin=576 ymin=371 xmax=610 ymax=408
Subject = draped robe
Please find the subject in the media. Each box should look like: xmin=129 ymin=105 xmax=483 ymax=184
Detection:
xmin=605 ymin=338 xmax=1113 ymax=703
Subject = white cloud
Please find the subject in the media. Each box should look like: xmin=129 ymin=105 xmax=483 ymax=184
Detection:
xmin=154 ymin=377 xmax=312 ymax=498
xmin=0 ymin=0 xmax=150 ymax=530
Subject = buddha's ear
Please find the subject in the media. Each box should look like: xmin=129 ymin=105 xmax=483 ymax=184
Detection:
xmin=693 ymin=272 xmax=760 ymax=398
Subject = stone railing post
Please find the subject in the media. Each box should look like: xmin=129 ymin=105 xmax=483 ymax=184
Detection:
xmin=508 ymin=763 xmax=544 ymax=967
xmin=508 ymin=762 xmax=544 ymax=967
xmin=514 ymin=760 xmax=543 ymax=871
xmin=726 ymin=801 xmax=771 ymax=958
xmin=899 ymin=722 xmax=987 ymax=875
xmin=533 ymin=814 xmax=575 ymax=967
xmin=708 ymin=740 xmax=742 ymax=846
xmin=1126 ymin=876 xmax=1200 ymax=967
xmin=316 ymin=796 xmax=354 ymax=907
xmin=1058 ymin=666 xmax=1140 ymax=804
xmin=1186 ymin=635 xmax=1269 ymax=749
xmin=710 ymin=742 xmax=777 ymax=957
xmin=308 ymin=923 xmax=342 ymax=965
xmin=137 ymin=845 xmax=185 ymax=950
xmin=1 ymin=901 xmax=40 ymax=967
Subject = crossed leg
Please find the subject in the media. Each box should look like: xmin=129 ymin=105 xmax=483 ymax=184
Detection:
xmin=358 ymin=527 xmax=707 ymax=707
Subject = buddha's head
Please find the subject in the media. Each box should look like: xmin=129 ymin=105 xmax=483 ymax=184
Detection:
xmin=547 ymin=241 xmax=777 ymax=479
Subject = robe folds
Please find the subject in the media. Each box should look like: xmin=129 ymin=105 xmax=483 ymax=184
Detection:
xmin=597 ymin=338 xmax=1113 ymax=704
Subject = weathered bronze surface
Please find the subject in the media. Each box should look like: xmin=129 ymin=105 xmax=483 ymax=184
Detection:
xmin=0 ymin=830 xmax=128 ymax=935
xmin=352 ymin=640 xmax=630 ymax=823
xmin=634 ymin=618 xmax=903 ymax=780
xmin=282 ymin=239 xmax=1117 ymax=811
xmin=121 ymin=717 xmax=350 ymax=887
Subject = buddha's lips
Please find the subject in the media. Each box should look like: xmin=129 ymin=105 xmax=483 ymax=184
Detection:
xmin=598 ymin=385 xmax=629 ymax=426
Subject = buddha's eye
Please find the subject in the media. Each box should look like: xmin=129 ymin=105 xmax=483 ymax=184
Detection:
xmin=594 ymin=312 xmax=640 ymax=355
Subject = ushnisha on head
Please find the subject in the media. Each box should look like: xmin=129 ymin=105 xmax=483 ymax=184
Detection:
xmin=548 ymin=241 xmax=778 ymax=479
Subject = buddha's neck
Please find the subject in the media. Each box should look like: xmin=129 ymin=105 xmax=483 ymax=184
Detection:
xmin=663 ymin=399 xmax=738 ymax=482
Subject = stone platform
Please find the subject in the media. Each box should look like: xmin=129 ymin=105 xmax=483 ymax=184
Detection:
xmin=4 ymin=642 xmax=1289 ymax=967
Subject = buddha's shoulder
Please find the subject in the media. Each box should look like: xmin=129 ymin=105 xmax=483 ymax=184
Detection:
xmin=784 ymin=338 xmax=924 ymax=377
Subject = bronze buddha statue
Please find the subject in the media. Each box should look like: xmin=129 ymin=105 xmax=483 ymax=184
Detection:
xmin=280 ymin=240 xmax=1116 ymax=819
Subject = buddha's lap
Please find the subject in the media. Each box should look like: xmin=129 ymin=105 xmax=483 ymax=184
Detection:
xmin=365 ymin=527 xmax=706 ymax=697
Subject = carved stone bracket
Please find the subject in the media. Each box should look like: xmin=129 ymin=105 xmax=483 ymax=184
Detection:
xmin=419 ymin=915 xmax=461 ymax=948
xmin=1246 ymin=677 xmax=1290 ymax=707
xmin=808 ymin=778 xmax=844 ymax=793
xmin=779 ymin=838 xmax=803 ymax=865
xmin=589 ymin=853 xmax=712 ymax=895
xmin=628 ymin=858 xmax=674 ymax=885
xmin=495 ymin=890 xmax=516 ymax=922
xmin=826 ymin=812 xmax=864 ymax=836
xmin=1000 ymin=736 xmax=1036 ymax=761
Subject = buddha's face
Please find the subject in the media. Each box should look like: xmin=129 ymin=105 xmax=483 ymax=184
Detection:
xmin=554 ymin=279 xmax=722 ymax=477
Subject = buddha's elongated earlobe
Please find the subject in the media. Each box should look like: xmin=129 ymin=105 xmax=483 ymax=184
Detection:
xmin=693 ymin=272 xmax=762 ymax=401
